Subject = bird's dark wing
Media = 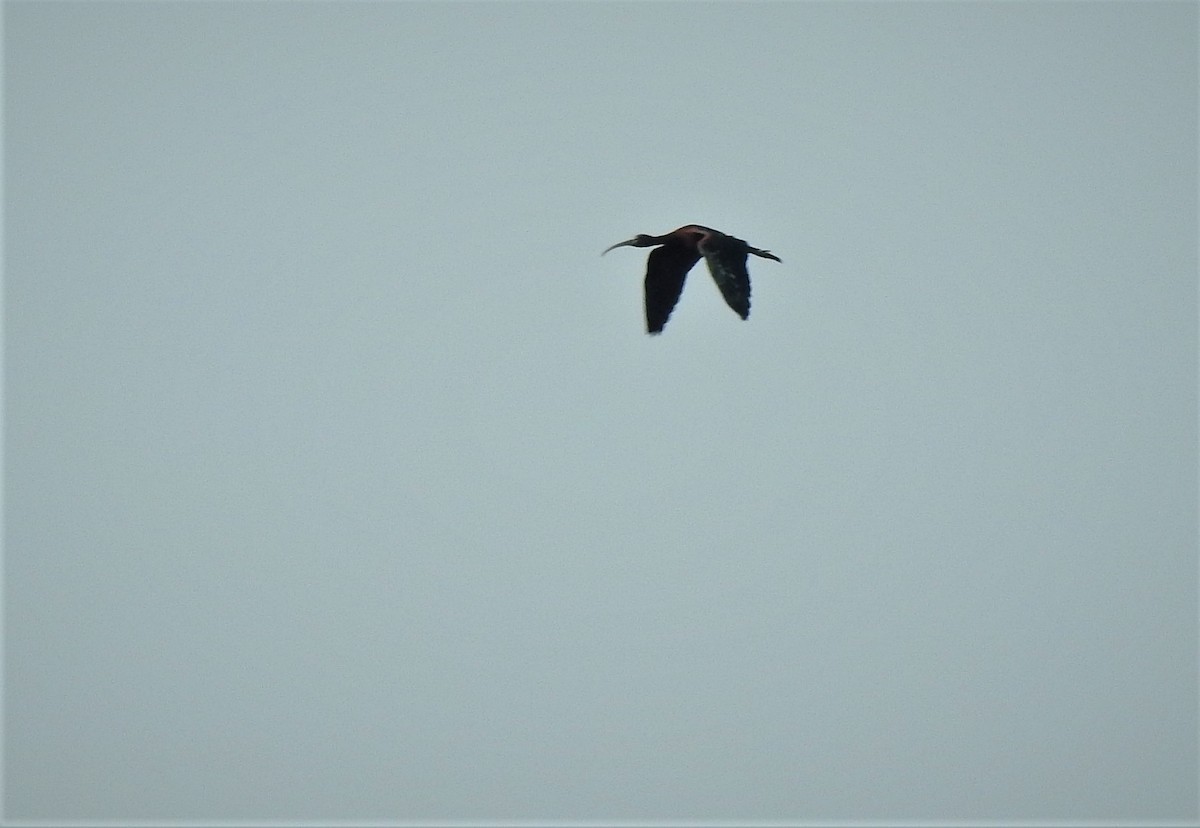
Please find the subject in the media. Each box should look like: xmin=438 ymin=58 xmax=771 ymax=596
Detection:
xmin=699 ymin=238 xmax=751 ymax=320
xmin=644 ymin=244 xmax=701 ymax=334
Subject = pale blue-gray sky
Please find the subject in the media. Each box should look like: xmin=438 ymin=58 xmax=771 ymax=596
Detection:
xmin=5 ymin=1 xmax=1197 ymax=822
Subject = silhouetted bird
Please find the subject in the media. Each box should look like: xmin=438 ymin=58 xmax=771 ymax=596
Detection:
xmin=603 ymin=224 xmax=781 ymax=334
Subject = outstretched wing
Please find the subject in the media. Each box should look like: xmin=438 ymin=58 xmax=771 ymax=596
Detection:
xmin=699 ymin=236 xmax=752 ymax=321
xmin=644 ymin=244 xmax=701 ymax=334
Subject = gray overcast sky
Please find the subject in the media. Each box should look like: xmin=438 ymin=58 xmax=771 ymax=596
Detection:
xmin=5 ymin=1 xmax=1197 ymax=823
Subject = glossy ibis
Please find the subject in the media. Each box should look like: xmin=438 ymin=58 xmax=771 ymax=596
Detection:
xmin=602 ymin=225 xmax=781 ymax=334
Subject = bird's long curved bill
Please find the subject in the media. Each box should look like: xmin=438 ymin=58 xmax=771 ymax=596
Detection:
xmin=601 ymin=238 xmax=638 ymax=256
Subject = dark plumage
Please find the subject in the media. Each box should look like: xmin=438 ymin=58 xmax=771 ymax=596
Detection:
xmin=603 ymin=225 xmax=781 ymax=334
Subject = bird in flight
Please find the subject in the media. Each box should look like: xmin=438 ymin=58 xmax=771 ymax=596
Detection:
xmin=602 ymin=225 xmax=781 ymax=334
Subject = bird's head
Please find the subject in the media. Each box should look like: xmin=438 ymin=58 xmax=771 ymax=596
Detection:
xmin=601 ymin=234 xmax=655 ymax=255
